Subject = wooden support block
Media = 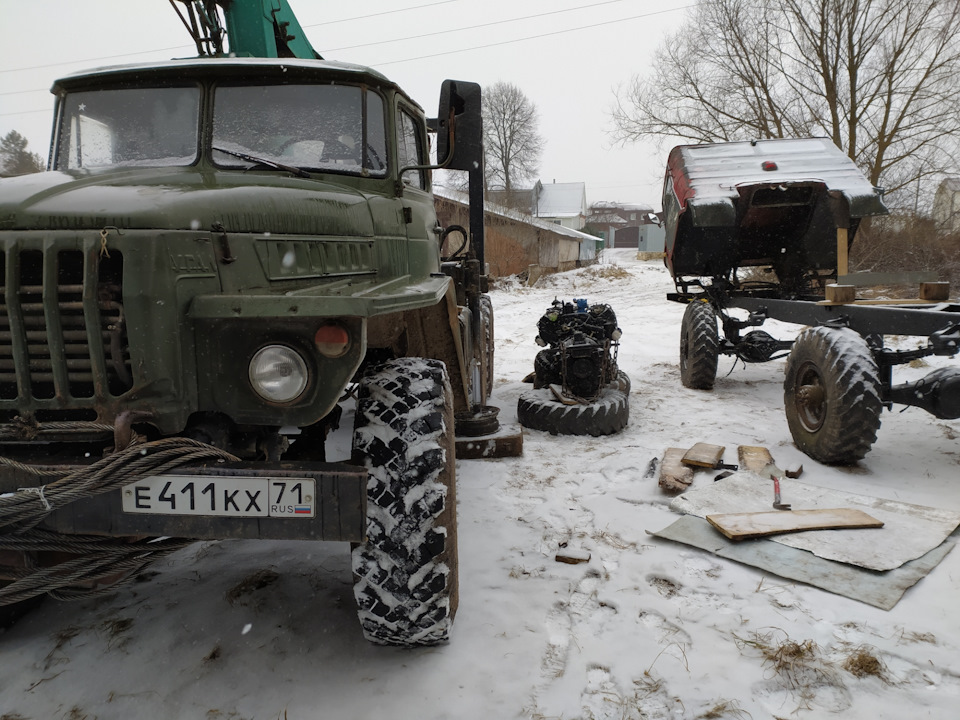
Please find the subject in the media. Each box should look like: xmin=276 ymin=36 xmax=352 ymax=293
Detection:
xmin=836 ymin=227 xmax=849 ymax=277
xmin=659 ymin=447 xmax=695 ymax=492
xmin=825 ymin=283 xmax=856 ymax=304
xmin=737 ymin=445 xmax=775 ymax=475
xmin=455 ymin=424 xmax=523 ymax=459
xmin=681 ymin=442 xmax=726 ymax=468
xmin=706 ymin=508 xmax=884 ymax=540
xmin=920 ymin=282 xmax=950 ymax=302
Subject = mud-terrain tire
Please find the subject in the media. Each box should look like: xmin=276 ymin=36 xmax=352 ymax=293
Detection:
xmin=480 ymin=294 xmax=495 ymax=398
xmin=680 ymin=300 xmax=719 ymax=390
xmin=784 ymin=326 xmax=882 ymax=465
xmin=351 ymin=357 xmax=458 ymax=646
xmin=517 ymin=388 xmax=629 ymax=436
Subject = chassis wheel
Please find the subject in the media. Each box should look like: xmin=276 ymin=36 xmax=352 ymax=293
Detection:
xmin=680 ymin=300 xmax=719 ymax=390
xmin=517 ymin=388 xmax=629 ymax=436
xmin=351 ymin=358 xmax=458 ymax=646
xmin=784 ymin=326 xmax=882 ymax=465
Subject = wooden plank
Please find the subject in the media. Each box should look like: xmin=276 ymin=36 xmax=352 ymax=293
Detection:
xmin=836 ymin=227 xmax=848 ymax=277
xmin=455 ymin=425 xmax=524 ymax=459
xmin=737 ymin=445 xmax=774 ymax=475
xmin=681 ymin=442 xmax=725 ymax=468
xmin=706 ymin=508 xmax=884 ymax=540
xmin=818 ymin=297 xmax=948 ymax=307
xmin=659 ymin=447 xmax=695 ymax=492
xmin=838 ymin=271 xmax=937 ymax=287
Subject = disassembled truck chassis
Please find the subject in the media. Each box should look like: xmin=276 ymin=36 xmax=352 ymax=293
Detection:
xmin=663 ymin=138 xmax=960 ymax=465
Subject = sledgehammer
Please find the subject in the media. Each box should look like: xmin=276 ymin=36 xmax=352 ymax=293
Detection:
xmin=762 ymin=463 xmax=792 ymax=510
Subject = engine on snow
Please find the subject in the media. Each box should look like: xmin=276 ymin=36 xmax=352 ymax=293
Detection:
xmin=532 ymin=298 xmax=622 ymax=401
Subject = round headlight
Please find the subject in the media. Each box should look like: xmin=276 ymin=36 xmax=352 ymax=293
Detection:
xmin=248 ymin=345 xmax=309 ymax=403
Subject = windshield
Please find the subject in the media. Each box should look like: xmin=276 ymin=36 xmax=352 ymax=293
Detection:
xmin=212 ymin=84 xmax=387 ymax=177
xmin=55 ymin=86 xmax=200 ymax=170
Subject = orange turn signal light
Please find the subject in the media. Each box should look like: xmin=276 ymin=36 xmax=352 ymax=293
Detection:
xmin=314 ymin=324 xmax=350 ymax=358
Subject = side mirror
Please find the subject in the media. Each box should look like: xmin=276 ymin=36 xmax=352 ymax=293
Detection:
xmin=434 ymin=80 xmax=483 ymax=172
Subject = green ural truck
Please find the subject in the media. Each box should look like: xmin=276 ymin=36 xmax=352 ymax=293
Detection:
xmin=0 ymin=0 xmax=494 ymax=646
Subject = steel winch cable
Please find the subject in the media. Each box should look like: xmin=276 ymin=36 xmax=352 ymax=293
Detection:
xmin=0 ymin=437 xmax=239 ymax=606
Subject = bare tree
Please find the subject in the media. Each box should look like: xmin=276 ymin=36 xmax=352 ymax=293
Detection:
xmin=482 ymin=82 xmax=544 ymax=199
xmin=611 ymin=0 xmax=960 ymax=207
xmin=0 ymin=130 xmax=44 ymax=177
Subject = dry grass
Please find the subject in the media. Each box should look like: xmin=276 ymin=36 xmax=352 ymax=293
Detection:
xmin=696 ymin=699 xmax=752 ymax=719
xmin=735 ymin=629 xmax=846 ymax=709
xmin=842 ymin=646 xmax=888 ymax=680
xmin=583 ymin=264 xmax=631 ymax=280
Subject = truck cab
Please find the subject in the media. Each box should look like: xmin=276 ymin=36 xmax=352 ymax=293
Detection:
xmin=0 ymin=54 xmax=490 ymax=646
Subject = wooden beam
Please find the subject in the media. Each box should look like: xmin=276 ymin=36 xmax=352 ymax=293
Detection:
xmin=838 ymin=271 xmax=937 ymax=287
xmin=836 ymin=227 xmax=848 ymax=278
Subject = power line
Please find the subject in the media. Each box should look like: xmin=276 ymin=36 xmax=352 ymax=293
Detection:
xmin=0 ymin=1 xmax=459 ymax=75
xmin=321 ymin=0 xmax=632 ymax=53
xmin=373 ymin=6 xmax=693 ymax=67
xmin=304 ymin=0 xmax=459 ymax=28
xmin=0 ymin=46 xmax=194 ymax=75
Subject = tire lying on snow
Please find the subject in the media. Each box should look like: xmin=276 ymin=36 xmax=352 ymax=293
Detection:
xmin=351 ymin=357 xmax=458 ymax=646
xmin=517 ymin=387 xmax=629 ymax=436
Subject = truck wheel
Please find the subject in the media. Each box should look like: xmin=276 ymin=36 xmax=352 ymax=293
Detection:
xmin=480 ymin=294 xmax=495 ymax=397
xmin=784 ymin=326 xmax=882 ymax=465
xmin=680 ymin=300 xmax=719 ymax=390
xmin=517 ymin=388 xmax=629 ymax=436
xmin=351 ymin=357 xmax=458 ymax=646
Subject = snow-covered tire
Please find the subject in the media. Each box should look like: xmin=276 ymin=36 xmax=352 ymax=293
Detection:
xmin=680 ymin=300 xmax=719 ymax=390
xmin=608 ymin=369 xmax=631 ymax=394
xmin=783 ymin=326 xmax=882 ymax=465
xmin=351 ymin=357 xmax=458 ymax=646
xmin=480 ymin=294 xmax=495 ymax=398
xmin=517 ymin=388 xmax=629 ymax=436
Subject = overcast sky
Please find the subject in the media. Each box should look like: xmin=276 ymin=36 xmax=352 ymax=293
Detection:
xmin=0 ymin=0 xmax=694 ymax=208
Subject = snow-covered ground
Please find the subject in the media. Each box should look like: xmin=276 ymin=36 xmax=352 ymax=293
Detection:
xmin=2 ymin=250 xmax=959 ymax=719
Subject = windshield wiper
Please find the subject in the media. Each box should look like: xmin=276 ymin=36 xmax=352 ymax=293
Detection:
xmin=212 ymin=146 xmax=311 ymax=179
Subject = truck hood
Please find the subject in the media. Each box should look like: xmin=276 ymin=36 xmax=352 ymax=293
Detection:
xmin=0 ymin=167 xmax=378 ymax=236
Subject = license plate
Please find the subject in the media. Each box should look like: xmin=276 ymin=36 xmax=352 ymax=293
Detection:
xmin=121 ymin=475 xmax=316 ymax=518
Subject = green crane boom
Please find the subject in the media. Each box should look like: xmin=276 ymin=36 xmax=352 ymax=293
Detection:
xmin=169 ymin=0 xmax=321 ymax=59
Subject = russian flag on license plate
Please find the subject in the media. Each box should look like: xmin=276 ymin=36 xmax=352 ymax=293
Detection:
xmin=294 ymin=506 xmax=312 ymax=514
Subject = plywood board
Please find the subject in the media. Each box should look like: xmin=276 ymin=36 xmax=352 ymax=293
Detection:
xmin=659 ymin=447 xmax=694 ymax=492
xmin=706 ymin=508 xmax=884 ymax=540
xmin=737 ymin=446 xmax=775 ymax=474
xmin=681 ymin=442 xmax=725 ymax=468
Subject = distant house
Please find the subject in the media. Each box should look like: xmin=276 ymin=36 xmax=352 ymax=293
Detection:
xmin=530 ymin=181 xmax=587 ymax=230
xmin=434 ymin=187 xmax=598 ymax=280
xmin=586 ymin=201 xmax=662 ymax=251
xmin=933 ymin=177 xmax=960 ymax=233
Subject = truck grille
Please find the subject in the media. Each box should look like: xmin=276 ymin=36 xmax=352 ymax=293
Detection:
xmin=0 ymin=247 xmax=132 ymax=407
